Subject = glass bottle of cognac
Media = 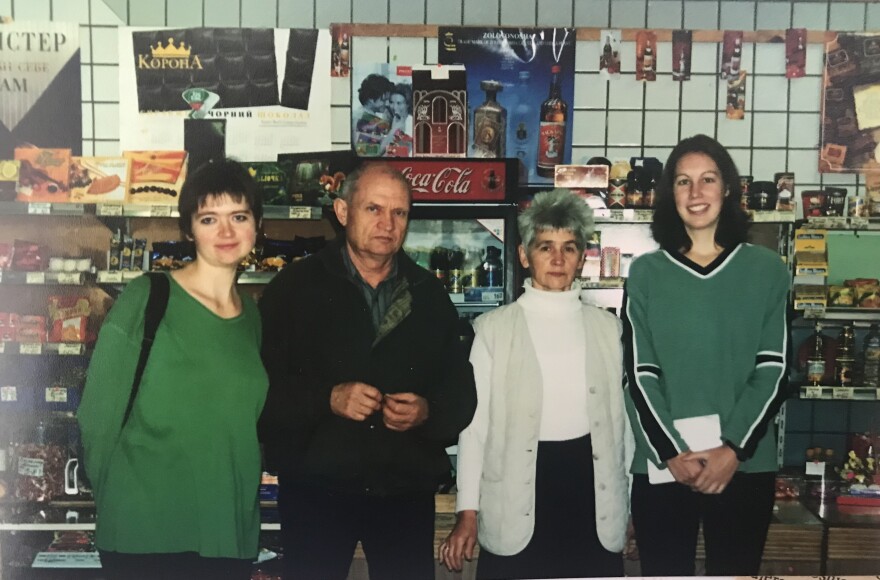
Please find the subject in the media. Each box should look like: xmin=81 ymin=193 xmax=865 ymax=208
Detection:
xmin=536 ymin=65 xmax=567 ymax=178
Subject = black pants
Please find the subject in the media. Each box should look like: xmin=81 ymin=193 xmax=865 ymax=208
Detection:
xmin=476 ymin=435 xmax=624 ymax=580
xmin=279 ymin=481 xmax=435 ymax=580
xmin=98 ymin=550 xmax=252 ymax=580
xmin=632 ymin=471 xmax=776 ymax=576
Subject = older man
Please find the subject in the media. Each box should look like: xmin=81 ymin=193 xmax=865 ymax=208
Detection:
xmin=259 ymin=162 xmax=477 ymax=579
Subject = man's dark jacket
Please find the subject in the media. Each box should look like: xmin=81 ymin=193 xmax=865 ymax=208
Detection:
xmin=258 ymin=237 xmax=477 ymax=496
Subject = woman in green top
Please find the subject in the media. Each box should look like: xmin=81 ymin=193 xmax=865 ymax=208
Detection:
xmin=622 ymin=135 xmax=789 ymax=575
xmin=78 ymin=159 xmax=268 ymax=580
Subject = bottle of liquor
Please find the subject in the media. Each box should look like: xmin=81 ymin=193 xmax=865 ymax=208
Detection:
xmin=674 ymin=49 xmax=686 ymax=80
xmin=730 ymin=37 xmax=742 ymax=76
xmin=861 ymin=323 xmax=880 ymax=388
xmin=642 ymin=44 xmax=655 ymax=75
xmin=602 ymin=36 xmax=613 ymax=69
xmin=473 ymin=80 xmax=506 ymax=158
xmin=510 ymin=71 xmax=535 ymax=178
xmin=536 ymin=65 xmax=567 ymax=178
xmin=429 ymin=247 xmax=449 ymax=286
xmin=835 ymin=323 xmax=856 ymax=387
xmin=804 ymin=323 xmax=826 ymax=386
xmin=479 ymin=246 xmax=504 ymax=287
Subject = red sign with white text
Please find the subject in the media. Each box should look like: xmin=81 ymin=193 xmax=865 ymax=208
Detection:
xmin=377 ymin=159 xmax=510 ymax=202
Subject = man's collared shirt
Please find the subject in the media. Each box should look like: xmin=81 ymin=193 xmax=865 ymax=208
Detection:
xmin=342 ymin=245 xmax=399 ymax=333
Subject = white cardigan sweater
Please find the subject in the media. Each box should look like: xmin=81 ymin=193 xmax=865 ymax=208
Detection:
xmin=456 ymin=287 xmax=632 ymax=556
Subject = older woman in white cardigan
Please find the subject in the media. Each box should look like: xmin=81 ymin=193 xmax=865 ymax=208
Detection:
xmin=439 ymin=189 xmax=632 ymax=579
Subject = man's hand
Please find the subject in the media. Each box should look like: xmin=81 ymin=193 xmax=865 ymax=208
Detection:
xmin=382 ymin=392 xmax=429 ymax=431
xmin=439 ymin=510 xmax=477 ymax=572
xmin=330 ymin=382 xmax=382 ymax=421
xmin=666 ymin=451 xmax=703 ymax=486
xmin=689 ymin=446 xmax=739 ymax=494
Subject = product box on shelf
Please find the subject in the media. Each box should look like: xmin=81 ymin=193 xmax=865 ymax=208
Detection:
xmin=68 ymin=157 xmax=129 ymax=204
xmin=0 ymin=160 xmax=19 ymax=202
xmin=244 ymin=161 xmax=293 ymax=206
xmin=794 ymin=285 xmax=827 ymax=310
xmin=14 ymin=148 xmax=72 ymax=203
xmin=277 ymin=150 xmax=358 ymax=207
xmin=123 ymin=151 xmax=188 ymax=205
xmin=794 ymin=228 xmax=828 ymax=253
xmin=411 ymin=65 xmax=467 ymax=157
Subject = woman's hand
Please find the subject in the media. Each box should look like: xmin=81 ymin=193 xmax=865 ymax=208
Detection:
xmin=439 ymin=510 xmax=478 ymax=572
xmin=688 ymin=446 xmax=739 ymax=494
xmin=666 ymin=451 xmax=703 ymax=485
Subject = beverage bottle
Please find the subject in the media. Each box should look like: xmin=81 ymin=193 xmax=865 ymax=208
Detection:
xmin=430 ymin=247 xmax=449 ymax=286
xmin=642 ymin=44 xmax=654 ymax=75
xmin=510 ymin=71 xmax=535 ymax=178
xmin=536 ymin=65 xmax=567 ymax=177
xmin=835 ymin=323 xmax=856 ymax=387
xmin=473 ymin=80 xmax=506 ymax=158
xmin=800 ymin=322 xmax=827 ymax=386
xmin=861 ymin=323 xmax=880 ymax=388
xmin=479 ymin=246 xmax=504 ymax=287
xmin=602 ymin=36 xmax=613 ymax=69
xmin=448 ymin=247 xmax=465 ymax=294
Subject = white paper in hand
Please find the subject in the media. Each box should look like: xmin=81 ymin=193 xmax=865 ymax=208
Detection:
xmin=647 ymin=414 xmax=722 ymax=484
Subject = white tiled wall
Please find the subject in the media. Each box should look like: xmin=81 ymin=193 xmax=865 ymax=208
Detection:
xmin=6 ymin=0 xmax=878 ymax=193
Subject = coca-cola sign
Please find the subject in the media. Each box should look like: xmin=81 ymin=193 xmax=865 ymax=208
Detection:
xmin=380 ymin=159 xmax=509 ymax=202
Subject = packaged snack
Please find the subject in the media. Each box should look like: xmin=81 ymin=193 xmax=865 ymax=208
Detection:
xmin=245 ymin=161 xmax=291 ymax=206
xmin=150 ymin=240 xmax=195 ymax=271
xmin=108 ymin=231 xmax=122 ymax=271
xmin=132 ymin=238 xmax=146 ymax=271
xmin=14 ymin=147 xmax=71 ymax=202
xmin=48 ymin=296 xmax=91 ymax=343
xmin=120 ymin=236 xmax=134 ymax=271
xmin=0 ymin=160 xmax=19 ymax=202
xmin=68 ymin=157 xmax=129 ymax=204
xmin=124 ymin=151 xmax=188 ymax=205
xmin=15 ymin=441 xmax=66 ymax=502
xmin=12 ymin=240 xmax=46 ymax=272
xmin=828 ymin=285 xmax=855 ymax=306
xmin=259 ymin=238 xmax=299 ymax=271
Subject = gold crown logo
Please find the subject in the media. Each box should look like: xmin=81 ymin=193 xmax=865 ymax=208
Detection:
xmin=150 ymin=37 xmax=191 ymax=58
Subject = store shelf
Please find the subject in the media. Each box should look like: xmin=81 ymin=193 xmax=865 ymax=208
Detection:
xmin=591 ymin=209 xmax=795 ymax=224
xmin=0 ymin=271 xmax=90 ymax=285
xmin=97 ymin=270 xmax=280 ymax=285
xmin=749 ymin=210 xmax=797 ymax=223
xmin=0 ymin=342 xmax=89 ymax=356
xmin=0 ymin=202 xmax=86 ymax=216
xmin=578 ymin=277 xmax=625 ymax=289
xmin=800 ymin=216 xmax=880 ymax=231
xmin=262 ymin=205 xmax=323 ymax=220
xmin=237 ymin=271 xmax=277 ymax=284
xmin=799 ymin=385 xmax=880 ymax=401
xmin=799 ymin=307 xmax=880 ymax=322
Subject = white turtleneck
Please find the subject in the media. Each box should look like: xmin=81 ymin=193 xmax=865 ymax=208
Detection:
xmin=518 ymin=279 xmax=590 ymax=440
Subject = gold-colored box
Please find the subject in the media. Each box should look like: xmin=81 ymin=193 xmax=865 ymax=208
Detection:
xmin=794 ymin=228 xmax=827 ymax=253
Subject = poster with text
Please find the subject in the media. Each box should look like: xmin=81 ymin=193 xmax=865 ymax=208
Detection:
xmin=438 ymin=27 xmax=576 ymax=185
xmin=351 ymin=63 xmax=413 ymax=157
xmin=118 ymin=27 xmax=331 ymax=163
xmin=0 ymin=21 xmax=81 ymax=159
xmin=820 ymin=32 xmax=880 ymax=174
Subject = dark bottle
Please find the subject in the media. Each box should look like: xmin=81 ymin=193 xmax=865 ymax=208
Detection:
xmin=429 ymin=247 xmax=449 ymax=285
xmin=473 ymin=80 xmax=506 ymax=158
xmin=447 ymin=247 xmax=465 ymax=294
xmin=536 ymin=65 xmax=567 ymax=178
xmin=799 ymin=322 xmax=838 ymax=386
xmin=602 ymin=36 xmax=613 ymax=69
xmin=861 ymin=323 xmax=880 ymax=388
xmin=835 ymin=323 xmax=856 ymax=387
xmin=642 ymin=44 xmax=655 ymax=75
xmin=479 ymin=246 xmax=504 ymax=287
xmin=625 ymin=169 xmax=644 ymax=209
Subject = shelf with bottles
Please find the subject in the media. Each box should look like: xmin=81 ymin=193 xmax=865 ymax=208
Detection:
xmin=794 ymin=321 xmax=879 ymax=399
xmin=588 ymin=208 xmax=795 ymax=225
xmin=797 ymin=307 xmax=880 ymax=323
xmin=798 ymin=216 xmax=880 ymax=232
xmin=798 ymin=385 xmax=880 ymax=401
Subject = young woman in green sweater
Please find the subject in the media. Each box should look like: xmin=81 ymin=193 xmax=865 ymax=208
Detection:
xmin=622 ymin=134 xmax=790 ymax=575
xmin=78 ymin=159 xmax=268 ymax=580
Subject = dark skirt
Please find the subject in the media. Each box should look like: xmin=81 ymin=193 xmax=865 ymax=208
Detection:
xmin=476 ymin=434 xmax=624 ymax=580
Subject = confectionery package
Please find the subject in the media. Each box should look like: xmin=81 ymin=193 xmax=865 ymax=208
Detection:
xmin=69 ymin=157 xmax=130 ymax=204
xmin=124 ymin=151 xmax=188 ymax=205
xmin=14 ymin=148 xmax=72 ymax=203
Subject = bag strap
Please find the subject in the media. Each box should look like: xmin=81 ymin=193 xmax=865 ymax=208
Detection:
xmin=121 ymin=272 xmax=170 ymax=429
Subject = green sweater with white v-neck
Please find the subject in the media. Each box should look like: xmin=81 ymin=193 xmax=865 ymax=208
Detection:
xmin=621 ymin=243 xmax=790 ymax=475
xmin=77 ymin=273 xmax=268 ymax=558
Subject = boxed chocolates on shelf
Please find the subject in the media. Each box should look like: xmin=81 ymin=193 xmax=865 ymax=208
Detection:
xmin=14 ymin=147 xmax=72 ymax=203
xmin=68 ymin=157 xmax=129 ymax=204
xmin=124 ymin=151 xmax=188 ymax=205
xmin=277 ymin=151 xmax=357 ymax=206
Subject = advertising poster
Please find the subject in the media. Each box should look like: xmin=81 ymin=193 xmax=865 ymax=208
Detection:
xmin=351 ymin=63 xmax=413 ymax=157
xmin=437 ymin=27 xmax=576 ymax=185
xmin=820 ymin=32 xmax=880 ymax=174
xmin=0 ymin=21 xmax=81 ymax=159
xmin=118 ymin=27 xmax=331 ymax=163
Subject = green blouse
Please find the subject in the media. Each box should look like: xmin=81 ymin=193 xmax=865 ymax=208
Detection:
xmin=77 ymin=273 xmax=268 ymax=558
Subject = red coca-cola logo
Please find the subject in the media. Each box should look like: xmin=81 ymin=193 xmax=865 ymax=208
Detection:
xmin=399 ymin=166 xmax=473 ymax=195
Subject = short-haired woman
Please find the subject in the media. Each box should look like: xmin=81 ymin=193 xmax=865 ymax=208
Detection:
xmin=440 ymin=189 xmax=631 ymax=579
xmin=78 ymin=159 xmax=267 ymax=580
xmin=622 ymin=134 xmax=790 ymax=575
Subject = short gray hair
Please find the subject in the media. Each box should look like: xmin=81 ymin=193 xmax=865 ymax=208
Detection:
xmin=518 ymin=188 xmax=595 ymax=251
xmin=338 ymin=162 xmax=412 ymax=204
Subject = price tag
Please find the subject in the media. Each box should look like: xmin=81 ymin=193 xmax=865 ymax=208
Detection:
xmin=20 ymin=343 xmax=43 ymax=355
xmin=803 ymin=307 xmax=826 ymax=319
xmin=150 ymin=205 xmax=172 ymax=218
xmin=0 ymin=385 xmax=16 ymax=401
xmin=27 ymin=202 xmax=51 ymax=215
xmin=56 ymin=273 xmax=80 ymax=285
xmin=98 ymin=204 xmax=123 ymax=216
xmin=18 ymin=457 xmax=45 ymax=477
xmin=26 ymin=272 xmax=46 ymax=284
xmin=482 ymin=291 xmax=504 ymax=303
xmin=0 ymin=341 xmax=4 ymax=353
xmin=622 ymin=209 xmax=636 ymax=221
xmin=98 ymin=271 xmax=123 ymax=284
xmin=805 ymin=461 xmax=826 ymax=476
xmin=876 ymin=388 xmax=880 ymax=401
xmin=45 ymin=387 xmax=68 ymax=403
xmin=833 ymin=387 xmax=854 ymax=400
xmin=58 ymin=343 xmax=82 ymax=355
xmin=288 ymin=206 xmax=313 ymax=219
xmin=804 ymin=386 xmax=823 ymax=399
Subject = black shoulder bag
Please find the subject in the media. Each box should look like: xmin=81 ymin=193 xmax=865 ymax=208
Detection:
xmin=120 ymin=273 xmax=170 ymax=429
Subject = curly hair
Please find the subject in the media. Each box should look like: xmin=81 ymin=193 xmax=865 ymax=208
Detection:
xmin=518 ymin=188 xmax=594 ymax=252
xmin=357 ymin=73 xmax=394 ymax=105
xmin=651 ymin=134 xmax=750 ymax=252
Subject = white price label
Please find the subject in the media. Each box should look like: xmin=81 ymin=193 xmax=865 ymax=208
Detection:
xmin=482 ymin=291 xmax=504 ymax=302
xmin=98 ymin=271 xmax=123 ymax=284
xmin=0 ymin=341 xmax=4 ymax=354
xmin=27 ymin=202 xmax=51 ymax=215
xmin=288 ymin=206 xmax=313 ymax=219
xmin=45 ymin=387 xmax=68 ymax=403
xmin=804 ymin=386 xmax=823 ymax=399
xmin=622 ymin=209 xmax=636 ymax=221
xmin=58 ymin=343 xmax=82 ymax=355
xmin=26 ymin=272 xmax=46 ymax=284
xmin=150 ymin=205 xmax=172 ymax=217
xmin=97 ymin=204 xmax=123 ymax=216
xmin=805 ymin=461 xmax=826 ymax=476
xmin=19 ymin=343 xmax=42 ymax=355
xmin=833 ymin=387 xmax=854 ymax=400
xmin=56 ymin=273 xmax=80 ymax=285
xmin=0 ymin=385 xmax=16 ymax=401
xmin=18 ymin=456 xmax=45 ymax=477
xmin=0 ymin=270 xmax=3 ymax=283
xmin=803 ymin=307 xmax=826 ymax=319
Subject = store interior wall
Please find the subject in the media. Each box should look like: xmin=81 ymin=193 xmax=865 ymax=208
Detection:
xmin=2 ymin=0 xmax=878 ymax=464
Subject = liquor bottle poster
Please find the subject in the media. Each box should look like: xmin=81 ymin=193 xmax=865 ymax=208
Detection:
xmin=0 ymin=21 xmax=81 ymax=159
xmin=820 ymin=32 xmax=880 ymax=174
xmin=437 ymin=27 xmax=576 ymax=185
xmin=118 ymin=27 xmax=331 ymax=162
xmin=351 ymin=63 xmax=413 ymax=157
